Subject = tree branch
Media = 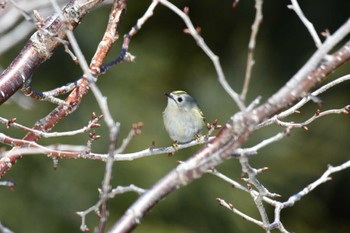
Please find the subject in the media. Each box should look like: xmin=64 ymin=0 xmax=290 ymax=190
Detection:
xmin=0 ymin=0 xmax=104 ymax=104
xmin=241 ymin=0 xmax=263 ymax=100
xmin=108 ymin=9 xmax=350 ymax=233
xmin=288 ymin=0 xmax=322 ymax=48
xmin=0 ymin=0 xmax=128 ymax=178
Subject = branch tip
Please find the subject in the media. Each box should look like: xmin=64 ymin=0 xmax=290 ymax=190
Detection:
xmin=6 ymin=118 xmax=16 ymax=128
xmin=302 ymin=125 xmax=309 ymax=131
xmin=183 ymin=6 xmax=189 ymax=14
xmin=315 ymin=109 xmax=321 ymax=116
xmin=343 ymin=105 xmax=350 ymax=113
xmin=232 ymin=0 xmax=239 ymax=8
xmin=132 ymin=122 xmax=144 ymax=135
xmin=206 ymin=123 xmax=212 ymax=130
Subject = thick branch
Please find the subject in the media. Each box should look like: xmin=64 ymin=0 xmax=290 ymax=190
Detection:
xmin=0 ymin=0 xmax=128 ymax=178
xmin=254 ymin=39 xmax=350 ymax=119
xmin=108 ymin=27 xmax=350 ymax=233
xmin=0 ymin=0 xmax=104 ymax=104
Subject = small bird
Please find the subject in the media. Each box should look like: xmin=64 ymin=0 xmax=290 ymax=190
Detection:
xmin=163 ymin=90 xmax=205 ymax=144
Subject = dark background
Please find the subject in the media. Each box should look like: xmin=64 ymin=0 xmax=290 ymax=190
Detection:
xmin=1 ymin=0 xmax=350 ymax=232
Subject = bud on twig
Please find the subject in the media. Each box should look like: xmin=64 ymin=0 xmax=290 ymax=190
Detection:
xmin=91 ymin=123 xmax=101 ymax=128
xmin=206 ymin=123 xmax=212 ymax=130
xmin=315 ymin=109 xmax=321 ymax=116
xmin=183 ymin=6 xmax=189 ymax=14
xmin=302 ymin=125 xmax=309 ymax=131
xmin=132 ymin=122 xmax=144 ymax=135
xmin=7 ymin=118 xmax=16 ymax=128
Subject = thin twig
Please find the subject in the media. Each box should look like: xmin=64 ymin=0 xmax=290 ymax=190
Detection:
xmin=158 ymin=0 xmax=245 ymax=111
xmin=0 ymin=222 xmax=14 ymax=233
xmin=0 ymin=135 xmax=214 ymax=162
xmin=269 ymin=160 xmax=350 ymax=233
xmin=112 ymin=135 xmax=215 ymax=161
xmin=77 ymin=185 xmax=146 ymax=232
xmin=109 ymin=5 xmax=350 ymax=232
xmin=0 ymin=180 xmax=15 ymax=189
xmin=258 ymin=74 xmax=350 ymax=129
xmin=0 ymin=133 xmax=86 ymax=158
xmin=239 ymin=157 xmax=271 ymax=230
xmin=274 ymin=105 xmax=349 ymax=129
xmin=207 ymin=168 xmax=277 ymax=206
xmin=283 ymin=160 xmax=350 ymax=208
xmin=51 ymin=0 xmax=127 ymax=231
xmin=288 ymin=0 xmax=322 ymax=48
xmin=100 ymin=0 xmax=159 ymax=73
xmin=241 ymin=0 xmax=263 ymax=100
xmin=0 ymin=114 xmax=101 ymax=138
xmin=216 ymin=198 xmax=265 ymax=228
xmin=234 ymin=128 xmax=291 ymax=157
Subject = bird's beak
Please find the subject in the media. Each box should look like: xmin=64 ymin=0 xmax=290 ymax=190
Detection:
xmin=165 ymin=92 xmax=173 ymax=99
xmin=164 ymin=92 xmax=176 ymax=103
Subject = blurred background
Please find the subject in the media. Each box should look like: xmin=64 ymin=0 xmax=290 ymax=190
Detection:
xmin=1 ymin=0 xmax=350 ymax=232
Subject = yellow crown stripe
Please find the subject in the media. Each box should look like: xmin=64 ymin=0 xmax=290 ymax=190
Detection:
xmin=173 ymin=90 xmax=187 ymax=94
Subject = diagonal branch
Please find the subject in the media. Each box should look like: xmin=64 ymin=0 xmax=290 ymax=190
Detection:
xmin=0 ymin=0 xmax=128 ymax=178
xmin=288 ymin=0 xmax=322 ymax=48
xmin=157 ymin=0 xmax=245 ymax=111
xmin=0 ymin=0 xmax=105 ymax=105
xmin=108 ymin=13 xmax=350 ymax=233
xmin=241 ymin=0 xmax=263 ymax=100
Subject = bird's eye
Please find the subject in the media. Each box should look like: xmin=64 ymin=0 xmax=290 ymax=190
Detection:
xmin=177 ymin=97 xmax=183 ymax=103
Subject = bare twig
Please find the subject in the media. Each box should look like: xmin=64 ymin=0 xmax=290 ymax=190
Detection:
xmin=0 ymin=133 xmax=86 ymax=159
xmin=0 ymin=180 xmax=15 ymax=189
xmin=235 ymin=128 xmax=291 ymax=157
xmin=211 ymin=141 xmax=350 ymax=233
xmin=0 ymin=135 xmax=214 ymax=163
xmin=241 ymin=0 xmax=263 ymax=100
xmin=109 ymin=6 xmax=350 ymax=233
xmin=21 ymin=84 xmax=68 ymax=105
xmin=1 ymin=2 xmax=350 ymax=232
xmin=77 ymin=185 xmax=146 ymax=232
xmin=100 ymin=0 xmax=158 ymax=73
xmin=282 ymin=160 xmax=350 ymax=207
xmin=111 ymin=135 xmax=214 ymax=161
xmin=270 ymin=160 xmax=350 ymax=232
xmin=216 ymin=198 xmax=265 ymax=228
xmin=0 ymin=0 xmax=105 ymax=104
xmin=0 ymin=114 xmax=102 ymax=138
xmin=239 ymin=157 xmax=272 ymax=230
xmin=114 ymin=122 xmax=143 ymax=154
xmin=207 ymin=168 xmax=277 ymax=206
xmin=0 ymin=222 xmax=14 ymax=233
xmin=288 ymin=0 xmax=322 ymax=48
xmin=274 ymin=105 xmax=349 ymax=129
xmin=0 ymin=0 xmax=127 ymax=178
xmin=258 ymin=74 xmax=350 ymax=128
xmin=19 ymin=79 xmax=79 ymax=105
xmin=157 ymin=0 xmax=245 ymax=111
xmin=53 ymin=0 xmax=126 ymax=230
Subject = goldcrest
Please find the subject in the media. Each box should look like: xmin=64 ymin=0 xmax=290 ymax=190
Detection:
xmin=163 ymin=90 xmax=205 ymax=143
